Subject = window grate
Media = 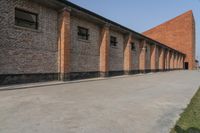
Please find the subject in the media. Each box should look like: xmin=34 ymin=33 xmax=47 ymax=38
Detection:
xmin=15 ymin=8 xmax=38 ymax=29
xmin=78 ymin=26 xmax=89 ymax=40
xmin=110 ymin=36 xmax=117 ymax=47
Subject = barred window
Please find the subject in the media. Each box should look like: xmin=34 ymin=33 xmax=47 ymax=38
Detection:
xmin=15 ymin=8 xmax=38 ymax=29
xmin=110 ymin=36 xmax=117 ymax=47
xmin=78 ymin=26 xmax=89 ymax=40
xmin=131 ymin=42 xmax=136 ymax=51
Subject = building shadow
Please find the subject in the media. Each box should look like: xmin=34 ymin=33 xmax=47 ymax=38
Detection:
xmin=175 ymin=125 xmax=200 ymax=133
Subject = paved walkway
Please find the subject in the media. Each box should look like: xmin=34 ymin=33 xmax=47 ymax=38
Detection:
xmin=0 ymin=71 xmax=199 ymax=133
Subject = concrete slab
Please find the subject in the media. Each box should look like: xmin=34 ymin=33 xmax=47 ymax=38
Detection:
xmin=0 ymin=70 xmax=199 ymax=133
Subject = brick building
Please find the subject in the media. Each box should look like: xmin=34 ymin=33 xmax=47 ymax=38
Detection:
xmin=143 ymin=11 xmax=196 ymax=70
xmin=0 ymin=0 xmax=188 ymax=85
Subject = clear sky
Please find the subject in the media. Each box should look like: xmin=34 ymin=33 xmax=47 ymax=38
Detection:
xmin=69 ymin=0 xmax=200 ymax=60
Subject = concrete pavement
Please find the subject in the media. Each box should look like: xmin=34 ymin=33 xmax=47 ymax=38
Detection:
xmin=0 ymin=70 xmax=199 ymax=133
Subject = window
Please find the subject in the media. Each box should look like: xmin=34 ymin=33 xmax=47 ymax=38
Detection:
xmin=78 ymin=26 xmax=89 ymax=40
xmin=131 ymin=42 xmax=136 ymax=51
xmin=145 ymin=46 xmax=148 ymax=52
xmin=15 ymin=8 xmax=38 ymax=29
xmin=110 ymin=36 xmax=117 ymax=47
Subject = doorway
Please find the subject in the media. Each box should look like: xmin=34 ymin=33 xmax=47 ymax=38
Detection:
xmin=184 ymin=62 xmax=189 ymax=70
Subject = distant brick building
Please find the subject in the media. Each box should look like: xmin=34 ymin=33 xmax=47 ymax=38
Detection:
xmin=143 ymin=11 xmax=196 ymax=70
xmin=0 ymin=0 xmax=188 ymax=85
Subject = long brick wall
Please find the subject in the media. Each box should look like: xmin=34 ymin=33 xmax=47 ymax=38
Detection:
xmin=0 ymin=0 xmax=186 ymax=85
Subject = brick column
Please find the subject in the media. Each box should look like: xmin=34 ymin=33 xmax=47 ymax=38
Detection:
xmin=159 ymin=48 xmax=164 ymax=71
xmin=100 ymin=24 xmax=110 ymax=77
xmin=150 ymin=44 xmax=157 ymax=72
xmin=182 ymin=56 xmax=185 ymax=69
xmin=164 ymin=49 xmax=168 ymax=70
xmin=164 ymin=50 xmax=167 ymax=70
xmin=174 ymin=53 xmax=178 ymax=69
xmin=180 ymin=56 xmax=184 ymax=69
xmin=58 ymin=8 xmax=71 ymax=81
xmin=124 ymin=33 xmax=132 ymax=75
xmin=169 ymin=51 xmax=172 ymax=70
xmin=177 ymin=54 xmax=179 ymax=69
xmin=139 ymin=40 xmax=147 ymax=73
xmin=177 ymin=54 xmax=180 ymax=69
xmin=166 ymin=50 xmax=170 ymax=70
xmin=170 ymin=51 xmax=174 ymax=70
xmin=173 ymin=53 xmax=176 ymax=69
xmin=180 ymin=56 xmax=182 ymax=69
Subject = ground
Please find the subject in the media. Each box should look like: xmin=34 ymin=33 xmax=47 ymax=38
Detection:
xmin=0 ymin=71 xmax=199 ymax=133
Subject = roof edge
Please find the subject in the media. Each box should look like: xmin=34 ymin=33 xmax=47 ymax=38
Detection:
xmin=57 ymin=0 xmax=185 ymax=55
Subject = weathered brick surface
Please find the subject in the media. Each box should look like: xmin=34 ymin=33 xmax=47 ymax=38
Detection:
xmin=124 ymin=34 xmax=132 ymax=71
xmin=166 ymin=50 xmax=170 ymax=69
xmin=58 ymin=8 xmax=71 ymax=80
xmin=158 ymin=47 xmax=164 ymax=70
xmin=0 ymin=0 xmax=58 ymax=74
xmin=170 ymin=51 xmax=174 ymax=69
xmin=70 ymin=16 xmax=100 ymax=72
xmin=145 ymin=43 xmax=151 ymax=69
xmin=139 ymin=40 xmax=147 ymax=71
xmin=99 ymin=25 xmax=109 ymax=75
xmin=143 ymin=10 xmax=196 ymax=70
xmin=150 ymin=45 xmax=159 ymax=70
xmin=132 ymin=40 xmax=140 ymax=70
xmin=0 ymin=0 xmax=186 ymax=85
xmin=109 ymin=30 xmax=124 ymax=71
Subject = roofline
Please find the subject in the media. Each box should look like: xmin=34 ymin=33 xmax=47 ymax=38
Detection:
xmin=57 ymin=0 xmax=185 ymax=56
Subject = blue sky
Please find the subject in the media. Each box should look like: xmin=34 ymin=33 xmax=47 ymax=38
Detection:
xmin=69 ymin=0 xmax=200 ymax=60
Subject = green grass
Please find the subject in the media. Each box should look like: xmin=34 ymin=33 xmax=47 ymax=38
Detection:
xmin=171 ymin=88 xmax=200 ymax=133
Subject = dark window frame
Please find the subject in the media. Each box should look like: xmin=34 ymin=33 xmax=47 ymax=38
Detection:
xmin=145 ymin=46 xmax=148 ymax=52
xmin=78 ymin=26 xmax=89 ymax=40
xmin=131 ymin=42 xmax=136 ymax=51
xmin=15 ymin=8 xmax=38 ymax=30
xmin=110 ymin=36 xmax=117 ymax=47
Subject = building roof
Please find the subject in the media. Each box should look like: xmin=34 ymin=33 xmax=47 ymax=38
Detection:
xmin=57 ymin=0 xmax=185 ymax=55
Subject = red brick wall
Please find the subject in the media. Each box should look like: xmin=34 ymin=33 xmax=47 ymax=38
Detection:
xmin=143 ymin=10 xmax=196 ymax=70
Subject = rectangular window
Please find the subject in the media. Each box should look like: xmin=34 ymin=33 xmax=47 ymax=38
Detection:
xmin=145 ymin=46 xmax=148 ymax=52
xmin=131 ymin=42 xmax=136 ymax=51
xmin=78 ymin=26 xmax=89 ymax=40
xmin=15 ymin=8 xmax=38 ymax=29
xmin=110 ymin=36 xmax=117 ymax=47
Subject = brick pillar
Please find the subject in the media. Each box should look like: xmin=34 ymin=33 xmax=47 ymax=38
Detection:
xmin=58 ymin=8 xmax=71 ymax=81
xmin=164 ymin=49 xmax=168 ymax=70
xmin=150 ymin=44 xmax=157 ymax=72
xmin=170 ymin=51 xmax=174 ymax=69
xmin=173 ymin=53 xmax=176 ymax=69
xmin=166 ymin=50 xmax=170 ymax=70
xmin=177 ymin=54 xmax=179 ymax=69
xmin=179 ymin=55 xmax=181 ymax=69
xmin=100 ymin=24 xmax=110 ymax=77
xmin=174 ymin=53 xmax=176 ymax=69
xmin=180 ymin=56 xmax=183 ymax=69
xmin=159 ymin=48 xmax=164 ymax=70
xmin=177 ymin=54 xmax=180 ymax=69
xmin=182 ymin=56 xmax=185 ymax=69
xmin=169 ymin=51 xmax=172 ymax=70
xmin=164 ymin=50 xmax=167 ymax=70
xmin=124 ymin=33 xmax=132 ymax=75
xmin=139 ymin=40 xmax=147 ymax=73
xmin=180 ymin=56 xmax=184 ymax=69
